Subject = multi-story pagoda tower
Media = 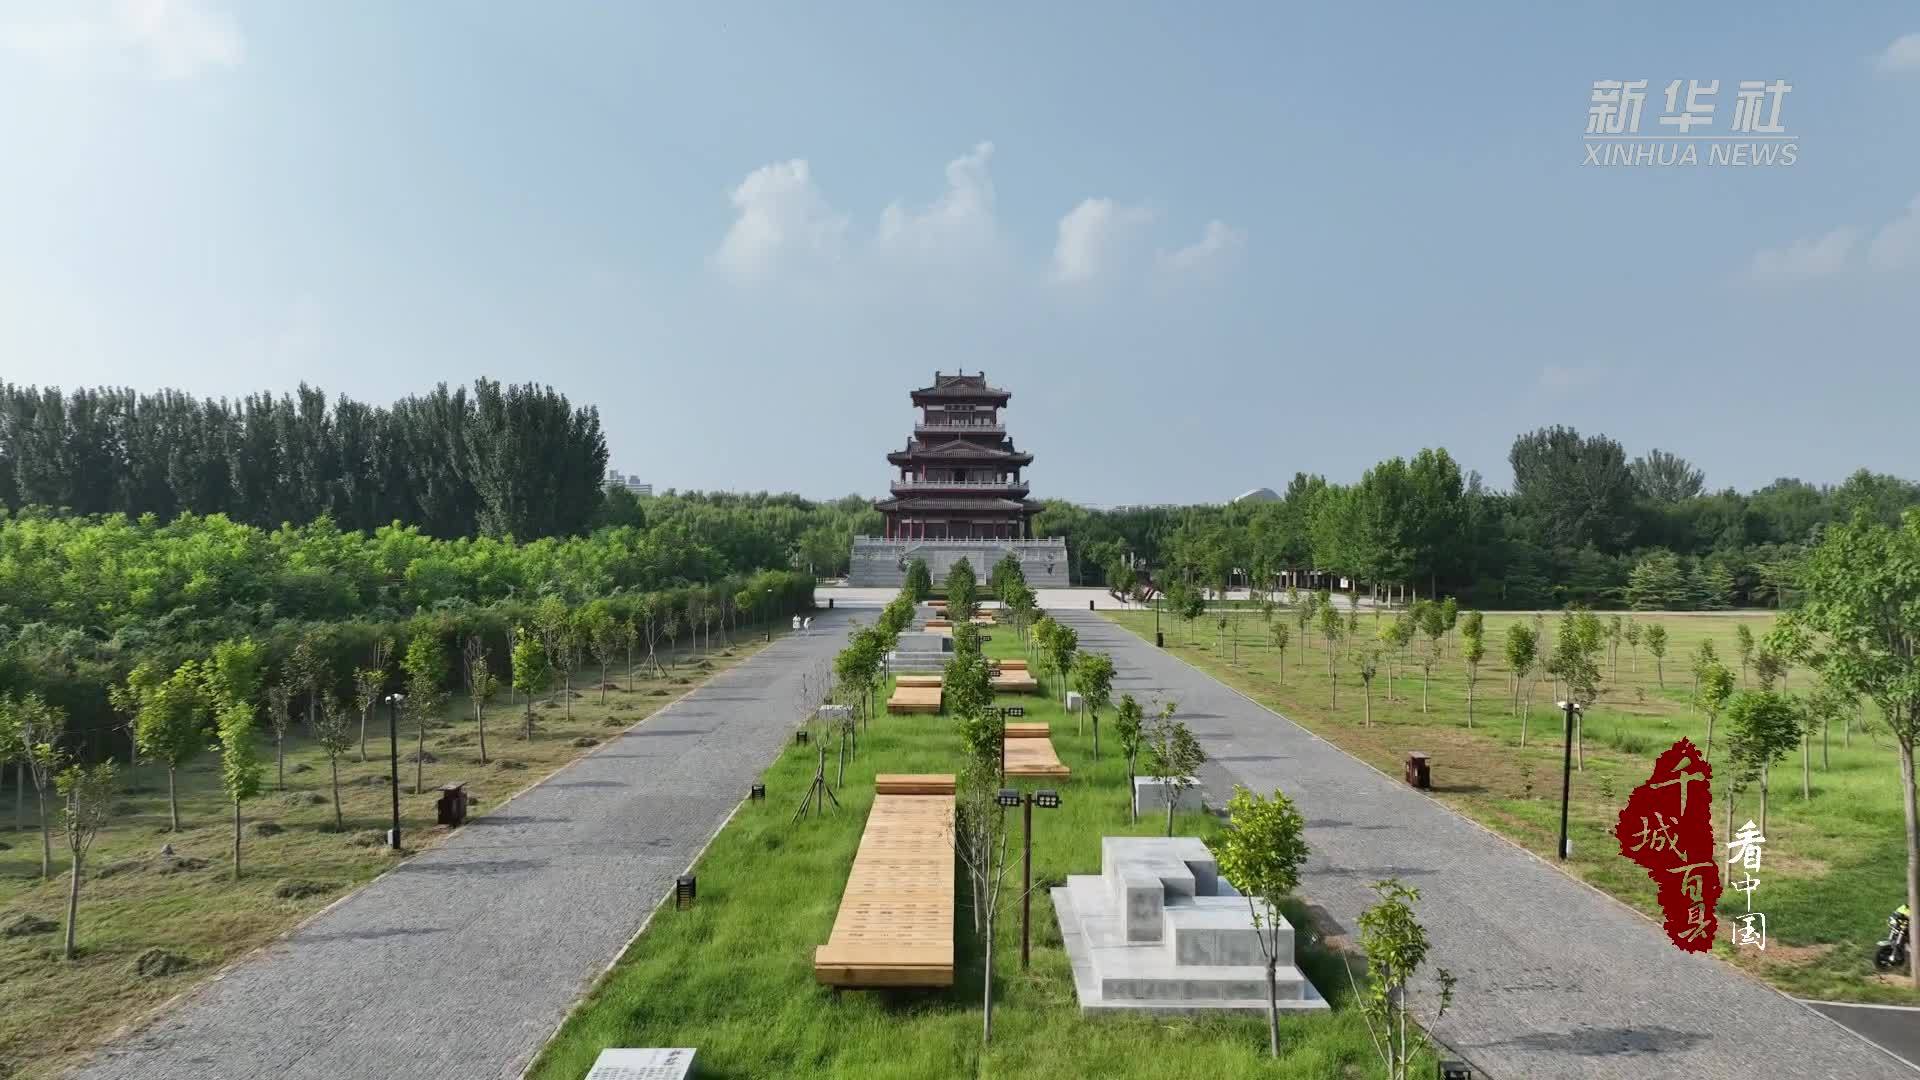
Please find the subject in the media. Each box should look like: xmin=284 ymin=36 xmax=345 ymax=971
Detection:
xmin=848 ymin=371 xmax=1069 ymax=587
xmin=874 ymin=371 xmax=1039 ymax=540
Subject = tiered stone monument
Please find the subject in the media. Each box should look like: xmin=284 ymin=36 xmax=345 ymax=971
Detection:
xmin=1051 ymin=837 xmax=1327 ymax=1015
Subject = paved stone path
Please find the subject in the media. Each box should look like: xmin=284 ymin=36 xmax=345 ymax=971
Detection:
xmin=1059 ymin=609 xmax=1916 ymax=1080
xmin=72 ymin=615 xmax=853 ymax=1080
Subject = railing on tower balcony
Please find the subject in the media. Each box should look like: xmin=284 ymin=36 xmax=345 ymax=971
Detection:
xmin=914 ymin=420 xmax=1005 ymax=435
xmin=890 ymin=479 xmax=1030 ymax=495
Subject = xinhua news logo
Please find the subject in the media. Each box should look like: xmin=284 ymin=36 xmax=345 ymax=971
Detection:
xmin=1584 ymin=79 xmax=1797 ymax=167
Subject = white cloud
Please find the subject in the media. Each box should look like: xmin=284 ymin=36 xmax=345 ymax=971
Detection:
xmin=1868 ymin=194 xmax=1920 ymax=271
xmin=0 ymin=0 xmax=243 ymax=80
xmin=1050 ymin=198 xmax=1155 ymax=283
xmin=875 ymin=142 xmax=999 ymax=262
xmin=1159 ymin=220 xmax=1247 ymax=273
xmin=1745 ymin=227 xmax=1858 ymax=281
xmin=710 ymin=159 xmax=849 ymax=281
xmin=711 ymin=144 xmax=1239 ymax=293
xmin=1874 ymin=32 xmax=1920 ymax=74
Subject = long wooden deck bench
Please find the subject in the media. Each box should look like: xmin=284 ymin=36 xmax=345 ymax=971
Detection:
xmin=993 ymin=658 xmax=1028 ymax=670
xmin=815 ymin=774 xmax=956 ymax=988
xmin=894 ymin=674 xmax=943 ymax=688
xmin=886 ymin=684 xmax=943 ymax=714
xmin=1003 ymin=733 xmax=1070 ymax=778
xmin=1004 ymin=722 xmax=1050 ymax=738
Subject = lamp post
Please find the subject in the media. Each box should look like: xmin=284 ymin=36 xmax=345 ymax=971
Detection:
xmin=385 ymin=692 xmax=406 ymax=851
xmin=995 ymin=787 xmax=1061 ymax=970
xmin=1555 ymin=699 xmax=1581 ymax=861
xmin=1154 ymin=594 xmax=1163 ymax=648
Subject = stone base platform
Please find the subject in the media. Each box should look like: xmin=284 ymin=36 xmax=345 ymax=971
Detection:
xmin=1051 ymin=837 xmax=1327 ymax=1015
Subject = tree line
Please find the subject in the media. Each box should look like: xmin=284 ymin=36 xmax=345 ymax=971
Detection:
xmin=1035 ymin=429 xmax=1920 ymax=609
xmin=0 ymin=380 xmax=609 ymax=539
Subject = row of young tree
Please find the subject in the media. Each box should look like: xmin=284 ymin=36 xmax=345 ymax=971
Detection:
xmin=1175 ymin=508 xmax=1920 ymax=988
xmin=3 ymin=567 xmax=815 ymax=769
xmin=1037 ymin=430 xmax=1919 ymax=610
xmin=0 ymin=380 xmax=610 ymax=540
xmin=0 ymin=570 xmax=817 ymax=960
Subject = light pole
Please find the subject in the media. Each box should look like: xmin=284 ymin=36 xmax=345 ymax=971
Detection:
xmin=996 ymin=787 xmax=1061 ymax=970
xmin=1555 ymin=699 xmax=1581 ymax=861
xmin=385 ymin=692 xmax=406 ymax=851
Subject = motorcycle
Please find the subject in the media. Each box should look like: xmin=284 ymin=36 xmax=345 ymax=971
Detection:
xmin=1873 ymin=908 xmax=1910 ymax=971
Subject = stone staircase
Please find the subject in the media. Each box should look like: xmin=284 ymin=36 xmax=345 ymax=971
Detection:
xmin=849 ymin=538 xmax=1070 ymax=588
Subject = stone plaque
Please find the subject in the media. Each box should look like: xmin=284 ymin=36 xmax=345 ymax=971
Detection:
xmin=585 ymin=1047 xmax=697 ymax=1080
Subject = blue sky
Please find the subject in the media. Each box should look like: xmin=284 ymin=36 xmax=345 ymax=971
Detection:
xmin=3 ymin=2 xmax=1917 ymax=505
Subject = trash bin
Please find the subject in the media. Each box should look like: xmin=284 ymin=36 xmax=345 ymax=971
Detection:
xmin=1089 ymin=599 xmax=1095 ymax=610
xmin=1155 ymin=632 xmax=1164 ymax=648
xmin=436 ymin=783 xmax=469 ymax=827
xmin=1404 ymin=753 xmax=1431 ymax=790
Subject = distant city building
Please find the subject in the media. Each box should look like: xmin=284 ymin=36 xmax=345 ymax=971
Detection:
xmin=1233 ymin=486 xmax=1280 ymax=504
xmin=605 ymin=471 xmax=652 ymax=497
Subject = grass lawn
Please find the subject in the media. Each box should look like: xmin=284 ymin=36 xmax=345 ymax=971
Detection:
xmin=1113 ymin=605 xmax=1920 ymax=1005
xmin=0 ymin=637 xmax=773 ymax=1080
xmin=529 ymin=625 xmax=1430 ymax=1080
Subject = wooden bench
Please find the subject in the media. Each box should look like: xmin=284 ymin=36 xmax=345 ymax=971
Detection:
xmin=815 ymin=774 xmax=956 ymax=988
xmin=1004 ymin=722 xmax=1050 ymax=738
xmin=886 ymin=684 xmax=943 ymax=714
xmin=993 ymin=658 xmax=1028 ymax=670
xmin=989 ymin=669 xmax=1040 ymax=694
xmin=1003 ymin=734 xmax=1070 ymax=779
xmin=895 ymin=674 xmax=943 ymax=688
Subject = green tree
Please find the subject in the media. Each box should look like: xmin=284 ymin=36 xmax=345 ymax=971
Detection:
xmin=1038 ymin=617 xmax=1079 ymax=708
xmin=1115 ymin=694 xmax=1146 ymax=823
xmin=265 ymin=683 xmax=295 ymax=792
xmin=1724 ymin=690 xmax=1802 ymax=836
xmin=1505 ymin=624 xmax=1538 ymax=747
xmin=1631 ymin=448 xmax=1706 ymax=502
xmin=463 ymin=634 xmax=499 ymax=763
xmin=1461 ymin=624 xmax=1485 ymax=729
xmin=312 ymin=695 xmax=355 ymax=830
xmin=56 ymin=760 xmax=116 ymax=960
xmin=1780 ymin=510 xmax=1920 ymax=987
xmin=1317 ymin=598 xmax=1343 ymax=677
xmin=1735 ymin=624 xmax=1755 ymax=686
xmin=3 ymin=693 xmax=66 ymax=878
xmin=1209 ymin=785 xmax=1311 ymax=1057
xmin=946 ymin=557 xmax=979 ymax=620
xmin=903 ymin=557 xmax=933 ymax=602
xmin=1624 ymin=618 xmax=1642 ymax=672
xmin=1073 ymin=652 xmax=1115 ymax=755
xmin=205 ymin=639 xmax=267 ymax=880
xmin=402 ymin=626 xmax=449 ymax=794
xmin=1645 ymin=624 xmax=1669 ymax=687
xmin=353 ymin=637 xmax=393 ymax=763
xmin=1691 ymin=661 xmax=1734 ymax=761
xmin=215 ymin=695 xmax=264 ymax=880
xmin=511 ymin=627 xmax=550 ymax=740
xmin=1145 ymin=702 xmax=1206 ymax=836
xmin=1348 ymin=879 xmax=1456 ymax=1080
xmin=135 ymin=664 xmax=209 ymax=832
xmin=1269 ymin=621 xmax=1290 ymax=681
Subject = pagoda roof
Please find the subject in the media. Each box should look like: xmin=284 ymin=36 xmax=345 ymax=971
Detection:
xmin=888 ymin=439 xmax=1032 ymax=463
xmin=911 ymin=371 xmax=1010 ymax=403
xmin=873 ymin=496 xmax=1038 ymax=513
